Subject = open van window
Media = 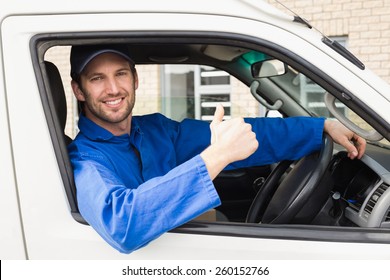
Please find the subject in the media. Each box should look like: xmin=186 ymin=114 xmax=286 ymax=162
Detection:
xmin=36 ymin=35 xmax=390 ymax=236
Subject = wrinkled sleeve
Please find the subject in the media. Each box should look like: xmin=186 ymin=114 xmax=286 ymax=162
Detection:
xmin=235 ymin=116 xmax=325 ymax=167
xmin=173 ymin=116 xmax=325 ymax=169
xmin=71 ymin=152 xmax=220 ymax=254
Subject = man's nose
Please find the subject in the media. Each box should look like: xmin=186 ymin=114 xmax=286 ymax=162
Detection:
xmin=105 ymin=77 xmax=120 ymax=93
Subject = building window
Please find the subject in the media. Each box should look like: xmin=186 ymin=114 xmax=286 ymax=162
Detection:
xmin=162 ymin=65 xmax=231 ymax=121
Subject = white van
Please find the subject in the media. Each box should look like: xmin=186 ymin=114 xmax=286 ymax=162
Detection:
xmin=1 ymin=0 xmax=390 ymax=259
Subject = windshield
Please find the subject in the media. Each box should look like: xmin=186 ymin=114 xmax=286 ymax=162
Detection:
xmin=269 ymin=65 xmax=390 ymax=148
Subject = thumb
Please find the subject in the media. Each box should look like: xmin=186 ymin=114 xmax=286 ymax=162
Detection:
xmin=211 ymin=104 xmax=224 ymax=125
xmin=210 ymin=104 xmax=224 ymax=144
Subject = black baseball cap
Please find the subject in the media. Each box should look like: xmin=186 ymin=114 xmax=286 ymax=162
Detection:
xmin=70 ymin=44 xmax=135 ymax=80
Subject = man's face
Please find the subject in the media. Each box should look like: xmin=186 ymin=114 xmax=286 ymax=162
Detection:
xmin=74 ymin=52 xmax=138 ymax=130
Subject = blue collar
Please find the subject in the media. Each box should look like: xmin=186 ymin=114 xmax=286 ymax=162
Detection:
xmin=78 ymin=114 xmax=142 ymax=142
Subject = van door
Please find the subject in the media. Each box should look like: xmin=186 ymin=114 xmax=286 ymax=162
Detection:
xmin=0 ymin=20 xmax=26 ymax=259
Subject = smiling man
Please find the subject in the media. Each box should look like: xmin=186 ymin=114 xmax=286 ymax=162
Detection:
xmin=70 ymin=45 xmax=137 ymax=135
xmin=67 ymin=44 xmax=365 ymax=254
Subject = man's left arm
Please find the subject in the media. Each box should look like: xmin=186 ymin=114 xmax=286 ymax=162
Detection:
xmin=227 ymin=116 xmax=325 ymax=169
xmin=227 ymin=117 xmax=366 ymax=170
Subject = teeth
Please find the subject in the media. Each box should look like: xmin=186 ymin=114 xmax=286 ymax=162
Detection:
xmin=105 ymin=98 xmax=121 ymax=105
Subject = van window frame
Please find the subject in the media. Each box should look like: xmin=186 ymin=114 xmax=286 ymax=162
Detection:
xmin=30 ymin=31 xmax=390 ymax=245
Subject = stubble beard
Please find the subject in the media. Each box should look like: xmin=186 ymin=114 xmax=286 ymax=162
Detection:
xmin=84 ymin=92 xmax=135 ymax=125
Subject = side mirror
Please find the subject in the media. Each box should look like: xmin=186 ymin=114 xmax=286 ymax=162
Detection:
xmin=251 ymin=59 xmax=287 ymax=78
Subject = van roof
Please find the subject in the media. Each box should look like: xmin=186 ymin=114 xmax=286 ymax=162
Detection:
xmin=0 ymin=0 xmax=293 ymax=25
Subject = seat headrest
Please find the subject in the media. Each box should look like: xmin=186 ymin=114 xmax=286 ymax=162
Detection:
xmin=44 ymin=61 xmax=67 ymax=130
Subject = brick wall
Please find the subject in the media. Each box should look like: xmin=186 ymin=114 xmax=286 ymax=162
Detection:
xmin=132 ymin=65 xmax=161 ymax=116
xmin=267 ymin=0 xmax=390 ymax=84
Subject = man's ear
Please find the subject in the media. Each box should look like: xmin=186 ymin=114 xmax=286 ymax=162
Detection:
xmin=133 ymin=68 xmax=139 ymax=90
xmin=71 ymin=80 xmax=86 ymax=102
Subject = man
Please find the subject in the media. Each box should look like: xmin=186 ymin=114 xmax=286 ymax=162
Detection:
xmin=68 ymin=44 xmax=366 ymax=254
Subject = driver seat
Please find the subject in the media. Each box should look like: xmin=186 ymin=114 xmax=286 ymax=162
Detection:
xmin=44 ymin=60 xmax=73 ymax=145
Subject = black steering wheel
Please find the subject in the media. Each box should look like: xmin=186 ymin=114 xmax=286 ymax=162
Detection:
xmin=246 ymin=133 xmax=334 ymax=224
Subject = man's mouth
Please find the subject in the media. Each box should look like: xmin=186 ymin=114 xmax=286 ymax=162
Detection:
xmin=104 ymin=98 xmax=123 ymax=106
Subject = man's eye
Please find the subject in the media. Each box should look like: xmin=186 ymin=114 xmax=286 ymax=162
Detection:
xmin=90 ymin=76 xmax=102 ymax=81
xmin=117 ymin=71 xmax=128 ymax=76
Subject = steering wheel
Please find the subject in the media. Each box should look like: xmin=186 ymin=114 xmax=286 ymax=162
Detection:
xmin=246 ymin=133 xmax=333 ymax=224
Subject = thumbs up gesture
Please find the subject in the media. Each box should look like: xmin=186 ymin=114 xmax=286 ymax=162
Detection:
xmin=201 ymin=104 xmax=259 ymax=179
xmin=210 ymin=103 xmax=225 ymax=144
